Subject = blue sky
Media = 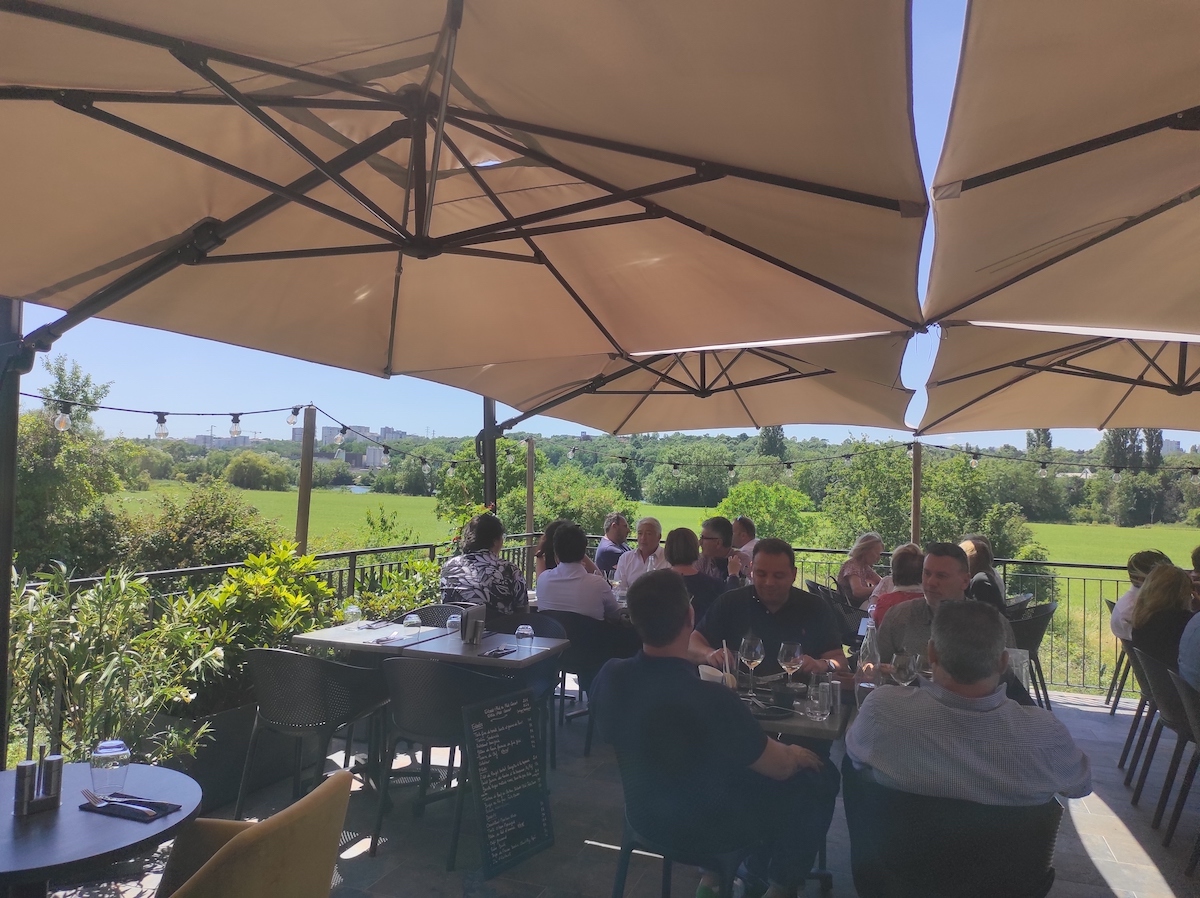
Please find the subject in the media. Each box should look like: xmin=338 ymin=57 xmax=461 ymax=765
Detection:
xmin=20 ymin=2 xmax=1183 ymax=452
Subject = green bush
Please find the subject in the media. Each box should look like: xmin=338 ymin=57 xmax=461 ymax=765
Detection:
xmin=497 ymin=464 xmax=636 ymax=535
xmin=715 ymin=481 xmax=817 ymax=545
xmin=223 ymin=450 xmax=293 ymax=490
xmin=354 ymin=557 xmax=443 ymax=621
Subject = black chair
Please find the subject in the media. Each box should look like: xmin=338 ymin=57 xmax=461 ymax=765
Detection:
xmin=413 ymin=603 xmax=462 ymax=627
xmin=1002 ymin=593 xmax=1034 ymax=621
xmin=487 ymin=611 xmax=566 ymax=767
xmin=1119 ymin=640 xmax=1158 ymax=780
xmin=1104 ymin=599 xmax=1132 ymax=715
xmin=1164 ymin=670 xmax=1200 ymax=849
xmin=1129 ymin=648 xmax=1194 ymax=828
xmin=841 ymin=757 xmax=1062 ymax=898
xmin=234 ymin=648 xmax=388 ymax=820
xmin=1009 ymin=602 xmax=1057 ymax=710
xmin=370 ymin=658 xmax=513 ymax=869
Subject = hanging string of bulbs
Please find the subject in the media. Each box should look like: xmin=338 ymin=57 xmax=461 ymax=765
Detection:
xmin=25 ymin=390 xmax=1200 ymax=484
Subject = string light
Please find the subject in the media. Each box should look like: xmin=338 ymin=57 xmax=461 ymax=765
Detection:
xmin=970 ymin=453 xmax=980 ymax=469
xmin=154 ymin=413 xmax=169 ymax=439
xmin=421 ymin=457 xmax=431 ymax=475
xmin=334 ymin=425 xmax=347 ymax=445
xmin=52 ymin=401 xmax=71 ymax=432
xmin=506 ymin=450 xmax=514 ymax=464
xmin=382 ymin=446 xmax=390 ymax=457
xmin=672 ymin=463 xmax=682 ymax=477
xmin=785 ymin=463 xmax=794 ymax=479
xmin=1111 ymin=467 xmax=1123 ymax=483
xmin=286 ymin=406 xmax=301 ymax=426
xmin=1191 ymin=468 xmax=1199 ymax=485
xmin=448 ymin=461 xmax=458 ymax=476
xmin=727 ymin=464 xmax=736 ymax=480
xmin=1038 ymin=463 xmax=1048 ymax=478
xmin=229 ymin=414 xmax=241 ymax=438
xmin=906 ymin=443 xmax=914 ymax=460
xmin=568 ymin=447 xmax=576 ymax=460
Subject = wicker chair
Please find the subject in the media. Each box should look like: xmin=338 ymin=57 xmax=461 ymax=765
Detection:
xmin=1009 ymin=603 xmax=1057 ymax=710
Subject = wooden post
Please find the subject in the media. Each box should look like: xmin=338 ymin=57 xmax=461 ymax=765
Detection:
xmin=910 ymin=441 xmax=922 ymax=545
xmin=525 ymin=437 xmax=535 ymax=582
xmin=295 ymin=405 xmax=316 ymax=553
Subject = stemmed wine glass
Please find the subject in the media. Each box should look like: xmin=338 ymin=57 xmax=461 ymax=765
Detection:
xmin=892 ymin=652 xmax=919 ymax=686
xmin=778 ymin=642 xmax=803 ymax=686
xmin=740 ymin=635 xmax=765 ymax=699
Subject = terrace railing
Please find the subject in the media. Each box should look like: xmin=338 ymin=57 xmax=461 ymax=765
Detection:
xmin=62 ymin=536 xmax=1127 ymax=694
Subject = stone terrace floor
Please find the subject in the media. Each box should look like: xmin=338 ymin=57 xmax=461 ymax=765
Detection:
xmin=53 ymin=691 xmax=1200 ymax=898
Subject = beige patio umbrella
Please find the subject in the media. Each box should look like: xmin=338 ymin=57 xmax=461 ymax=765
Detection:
xmin=923 ymin=0 xmax=1200 ymax=335
xmin=404 ymin=332 xmax=914 ymax=434
xmin=917 ymin=323 xmax=1200 ymax=435
xmin=0 ymin=0 xmax=927 ymax=379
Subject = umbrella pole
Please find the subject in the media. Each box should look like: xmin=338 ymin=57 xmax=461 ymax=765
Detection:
xmin=0 ymin=298 xmax=23 ymax=770
xmin=481 ymin=397 xmax=498 ymax=509
xmin=910 ymin=441 xmax=922 ymax=544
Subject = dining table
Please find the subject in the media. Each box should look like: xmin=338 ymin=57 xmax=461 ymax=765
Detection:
xmin=0 ymin=762 xmax=201 ymax=898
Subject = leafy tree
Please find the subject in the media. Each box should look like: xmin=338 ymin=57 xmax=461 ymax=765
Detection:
xmin=617 ymin=458 xmax=642 ymax=501
xmin=715 ymin=481 xmax=816 ymax=545
xmin=1100 ymin=428 xmax=1143 ymax=470
xmin=757 ymin=425 xmax=788 ymax=460
xmin=311 ymin=460 xmax=354 ymax=487
xmin=435 ymin=438 xmax=539 ymax=533
xmin=642 ymin=443 xmax=734 ymax=506
xmin=497 ymin=465 xmax=637 ymax=536
xmin=1144 ymin=428 xmax=1163 ymax=471
xmin=223 ymin=450 xmax=292 ymax=490
xmin=38 ymin=354 xmax=111 ymax=428
xmin=820 ymin=442 xmax=912 ymax=549
xmin=1026 ymin=429 xmax=1052 ymax=452
xmin=735 ymin=453 xmax=795 ymax=488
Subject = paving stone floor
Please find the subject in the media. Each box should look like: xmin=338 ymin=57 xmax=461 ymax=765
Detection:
xmin=51 ymin=691 xmax=1200 ymax=897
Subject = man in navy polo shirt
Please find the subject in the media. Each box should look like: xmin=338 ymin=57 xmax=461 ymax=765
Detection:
xmin=592 ymin=569 xmax=839 ymax=898
xmin=690 ymin=539 xmax=847 ymax=680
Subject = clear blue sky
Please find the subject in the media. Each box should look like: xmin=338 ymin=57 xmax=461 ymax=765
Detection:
xmin=19 ymin=2 xmax=1186 ymax=452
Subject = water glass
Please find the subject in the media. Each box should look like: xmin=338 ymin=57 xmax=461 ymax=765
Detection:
xmin=402 ymin=613 xmax=422 ymax=630
xmin=90 ymin=739 xmax=131 ymax=797
xmin=892 ymin=652 xmax=919 ymax=686
xmin=343 ymin=603 xmax=362 ymax=624
xmin=446 ymin=614 xmax=462 ymax=635
xmin=515 ymin=624 xmax=535 ymax=651
xmin=805 ymin=676 xmax=831 ymax=720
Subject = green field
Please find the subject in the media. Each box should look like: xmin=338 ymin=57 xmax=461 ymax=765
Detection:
xmin=1028 ymin=522 xmax=1200 ymax=570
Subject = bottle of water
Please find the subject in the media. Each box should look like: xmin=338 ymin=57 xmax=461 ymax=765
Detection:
xmin=855 ymin=617 xmax=881 ymax=708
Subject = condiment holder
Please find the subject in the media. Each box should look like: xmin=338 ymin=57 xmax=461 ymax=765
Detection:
xmin=13 ymin=744 xmax=63 ymax=817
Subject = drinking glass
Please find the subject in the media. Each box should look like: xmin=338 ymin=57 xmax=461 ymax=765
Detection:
xmin=777 ymin=642 xmax=803 ymax=685
xmin=515 ymin=624 xmax=535 ymax=652
xmin=739 ymin=635 xmax=764 ymax=699
xmin=892 ymin=652 xmax=919 ymax=686
xmin=805 ymin=676 xmax=831 ymax=720
xmin=402 ymin=613 xmax=422 ymax=636
xmin=90 ymin=739 xmax=131 ymax=797
xmin=445 ymin=614 xmax=462 ymax=635
xmin=343 ymin=603 xmax=362 ymax=624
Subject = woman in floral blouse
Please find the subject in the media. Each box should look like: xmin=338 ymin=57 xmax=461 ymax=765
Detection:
xmin=440 ymin=513 xmax=529 ymax=616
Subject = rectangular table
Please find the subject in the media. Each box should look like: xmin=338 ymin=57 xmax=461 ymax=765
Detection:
xmin=756 ymin=703 xmax=854 ymax=741
xmin=292 ymin=622 xmax=451 ymax=655
xmin=399 ymin=632 xmax=569 ymax=670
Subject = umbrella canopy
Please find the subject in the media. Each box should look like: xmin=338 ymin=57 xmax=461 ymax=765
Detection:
xmin=917 ymin=323 xmax=1200 ymax=435
xmin=923 ymin=0 xmax=1200 ymax=333
xmin=406 ymin=332 xmax=914 ymax=434
xmin=0 ymin=0 xmax=927 ymax=403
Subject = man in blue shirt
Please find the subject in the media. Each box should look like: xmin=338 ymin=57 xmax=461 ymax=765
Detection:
xmin=593 ymin=513 xmax=630 ymax=574
xmin=592 ymin=569 xmax=838 ymax=898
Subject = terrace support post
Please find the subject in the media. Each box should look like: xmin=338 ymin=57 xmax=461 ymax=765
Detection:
xmin=295 ymin=405 xmax=316 ymax=554
xmin=525 ymin=436 xmax=535 ymax=582
xmin=910 ymin=441 xmax=922 ymax=545
xmin=481 ymin=397 xmax=498 ymax=509
xmin=0 ymin=298 xmax=23 ymax=770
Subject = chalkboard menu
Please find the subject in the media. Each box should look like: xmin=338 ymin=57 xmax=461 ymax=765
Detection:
xmin=461 ymin=689 xmax=554 ymax=877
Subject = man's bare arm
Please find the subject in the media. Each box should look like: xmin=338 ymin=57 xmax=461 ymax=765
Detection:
xmin=750 ymin=739 xmax=822 ymax=780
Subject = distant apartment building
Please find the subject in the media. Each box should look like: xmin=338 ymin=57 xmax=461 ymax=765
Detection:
xmin=319 ymin=426 xmax=342 ymax=446
xmin=380 ymin=427 xmax=407 ymax=441
xmin=291 ymin=427 xmax=305 ymax=441
xmin=1163 ymin=439 xmax=1183 ymax=456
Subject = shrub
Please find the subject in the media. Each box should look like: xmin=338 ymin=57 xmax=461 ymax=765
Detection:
xmin=223 ymin=450 xmax=293 ymax=490
xmin=496 ymin=465 xmax=637 ymax=535
xmin=354 ymin=557 xmax=443 ymax=621
xmin=715 ymin=481 xmax=817 ymax=545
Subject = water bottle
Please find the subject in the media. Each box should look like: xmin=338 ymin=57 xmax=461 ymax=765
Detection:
xmin=855 ymin=617 xmax=881 ymax=708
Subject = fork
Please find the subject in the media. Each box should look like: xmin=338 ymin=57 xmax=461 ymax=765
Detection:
xmin=370 ymin=630 xmax=402 ymax=644
xmin=81 ymin=788 xmax=156 ymax=816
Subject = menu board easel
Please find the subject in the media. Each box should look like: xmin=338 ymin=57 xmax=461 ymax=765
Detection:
xmin=461 ymin=690 xmax=554 ymax=878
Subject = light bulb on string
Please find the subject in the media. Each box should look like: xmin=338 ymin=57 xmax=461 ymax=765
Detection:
xmin=229 ymin=414 xmax=241 ymax=438
xmin=421 ymin=457 xmax=431 ymax=475
xmin=727 ymin=465 xmax=736 ymax=480
xmin=906 ymin=443 xmax=914 ymax=460
xmin=154 ymin=413 xmax=169 ymax=439
xmin=568 ymin=447 xmax=576 ymax=460
xmin=970 ymin=453 xmax=980 ymax=469
xmin=1191 ymin=468 xmax=1199 ymax=485
xmin=52 ymin=402 xmax=72 ymax=432
xmin=672 ymin=463 xmax=682 ymax=477
xmin=286 ymin=406 xmax=301 ymax=426
xmin=448 ymin=461 xmax=458 ymax=477
xmin=506 ymin=450 xmax=514 ymax=464
xmin=1038 ymin=463 xmax=1049 ymax=479
xmin=334 ymin=426 xmax=347 ymax=445
xmin=1111 ymin=467 xmax=1123 ymax=483
xmin=785 ymin=463 xmax=794 ymax=479
xmin=382 ymin=446 xmax=391 ymax=458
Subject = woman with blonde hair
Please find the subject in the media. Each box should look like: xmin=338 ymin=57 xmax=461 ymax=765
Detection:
xmin=839 ymin=532 xmax=883 ymax=608
xmin=1110 ymin=549 xmax=1171 ymax=640
xmin=1131 ymin=564 xmax=1197 ymax=669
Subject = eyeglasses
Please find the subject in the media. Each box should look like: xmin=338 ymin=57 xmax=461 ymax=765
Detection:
xmin=699 ymin=535 xmax=719 ymax=542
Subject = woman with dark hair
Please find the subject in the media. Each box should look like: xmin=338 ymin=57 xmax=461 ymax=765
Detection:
xmin=664 ymin=527 xmax=724 ymax=623
xmin=439 ymin=513 xmax=529 ymax=615
xmin=1132 ymin=564 xmax=1197 ymax=670
xmin=536 ymin=518 xmax=600 ymax=577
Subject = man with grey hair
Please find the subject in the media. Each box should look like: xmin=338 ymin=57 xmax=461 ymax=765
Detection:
xmin=614 ymin=516 xmax=664 ymax=587
xmin=594 ymin=512 xmax=630 ymax=574
xmin=846 ymin=601 xmax=1091 ymax=805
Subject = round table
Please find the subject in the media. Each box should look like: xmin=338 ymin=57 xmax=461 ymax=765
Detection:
xmin=0 ymin=763 xmax=202 ymax=897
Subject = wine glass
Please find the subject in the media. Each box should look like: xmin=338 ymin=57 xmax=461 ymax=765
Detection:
xmin=892 ymin=652 xmax=919 ymax=686
xmin=402 ymin=613 xmax=422 ymax=636
xmin=739 ymin=635 xmax=764 ymax=699
xmin=777 ymin=642 xmax=803 ymax=686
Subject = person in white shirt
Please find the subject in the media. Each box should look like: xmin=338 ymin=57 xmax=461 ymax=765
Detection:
xmin=1111 ymin=550 xmax=1171 ymax=641
xmin=733 ymin=515 xmax=758 ymax=567
xmin=615 ymin=516 xmax=664 ymax=587
xmin=536 ymin=523 xmax=619 ymax=621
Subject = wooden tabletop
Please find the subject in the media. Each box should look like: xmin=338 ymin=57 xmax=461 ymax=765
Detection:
xmin=399 ymin=631 xmax=569 ymax=669
xmin=292 ymin=622 xmax=452 ymax=655
xmin=0 ymin=763 xmax=201 ymax=891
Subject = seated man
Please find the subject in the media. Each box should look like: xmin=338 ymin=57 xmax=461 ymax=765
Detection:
xmin=732 ymin=515 xmax=758 ymax=566
xmin=614 ymin=516 xmax=665 ymax=587
xmin=594 ymin=513 xmax=631 ymax=574
xmin=697 ymin=516 xmax=749 ymax=590
xmin=591 ymin=569 xmax=839 ymax=898
xmin=846 ymin=600 xmax=1091 ymax=805
xmin=691 ymin=539 xmax=846 ymax=680
xmin=535 ymin=522 xmax=620 ymax=622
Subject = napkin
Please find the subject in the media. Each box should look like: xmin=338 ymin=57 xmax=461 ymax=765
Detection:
xmin=79 ymin=793 xmax=181 ymax=821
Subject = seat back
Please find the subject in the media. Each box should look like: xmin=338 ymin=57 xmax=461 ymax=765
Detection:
xmin=381 ymin=657 xmax=511 ymax=747
xmin=1121 ymin=638 xmax=1152 ymax=700
xmin=1132 ymin=648 xmax=1193 ymax=737
xmin=246 ymin=648 xmax=385 ymax=732
xmin=1168 ymin=670 xmax=1200 ymax=746
xmin=1009 ymin=602 xmax=1058 ymax=654
xmin=413 ymin=603 xmax=462 ymax=627
xmin=488 ymin=610 xmax=567 ymax=639
xmin=539 ymin=609 xmax=638 ymax=691
xmin=841 ymin=758 xmax=1062 ymax=898
xmin=162 ymin=769 xmax=352 ymax=898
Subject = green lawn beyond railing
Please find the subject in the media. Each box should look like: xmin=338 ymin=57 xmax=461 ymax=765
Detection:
xmin=65 ymin=536 xmax=1128 ymax=694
